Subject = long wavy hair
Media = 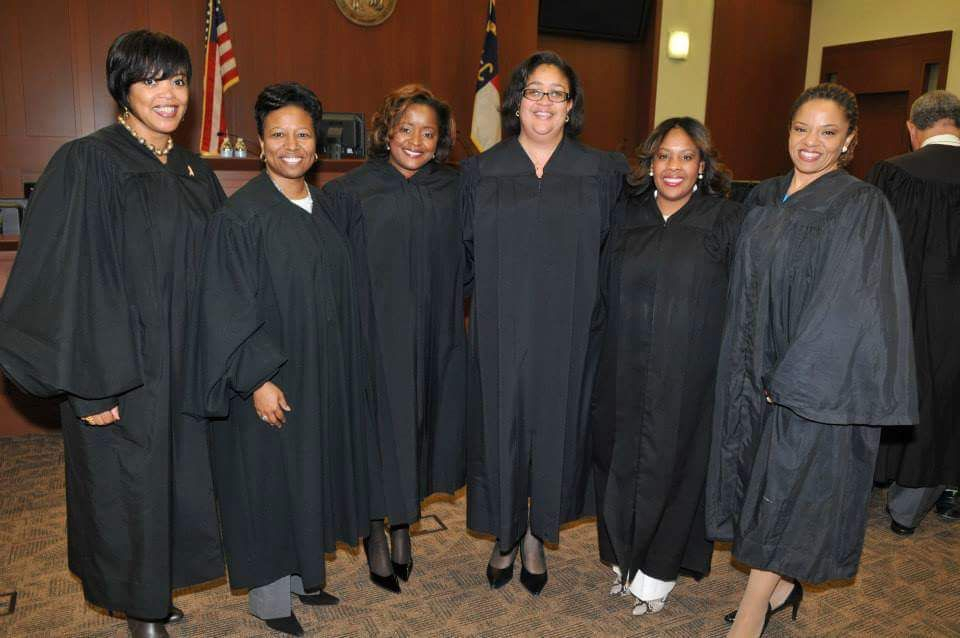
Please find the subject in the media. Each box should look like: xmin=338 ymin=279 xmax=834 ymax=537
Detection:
xmin=629 ymin=117 xmax=732 ymax=197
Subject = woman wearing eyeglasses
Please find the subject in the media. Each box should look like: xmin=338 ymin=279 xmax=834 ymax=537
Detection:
xmin=461 ymin=50 xmax=628 ymax=596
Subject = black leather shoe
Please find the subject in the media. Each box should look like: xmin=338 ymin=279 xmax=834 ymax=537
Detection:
xmin=935 ymin=487 xmax=958 ymax=513
xmin=165 ymin=606 xmax=184 ymax=623
xmin=725 ymin=581 xmax=803 ymax=624
xmin=518 ymin=538 xmax=547 ymax=596
xmin=265 ymin=612 xmax=304 ymax=637
xmin=126 ymin=618 xmax=170 ymax=638
xmin=363 ymin=537 xmax=401 ymax=593
xmin=487 ymin=544 xmax=518 ymax=590
xmin=890 ymin=518 xmax=916 ymax=535
xmin=392 ymin=560 xmax=414 ymax=582
xmin=297 ymin=590 xmax=339 ymax=606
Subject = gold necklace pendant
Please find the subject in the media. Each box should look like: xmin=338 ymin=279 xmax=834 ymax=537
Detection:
xmin=117 ymin=114 xmax=174 ymax=157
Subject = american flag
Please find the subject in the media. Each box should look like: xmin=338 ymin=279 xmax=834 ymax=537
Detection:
xmin=199 ymin=0 xmax=239 ymax=156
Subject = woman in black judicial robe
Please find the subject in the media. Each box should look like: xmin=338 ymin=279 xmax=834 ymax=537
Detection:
xmin=0 ymin=31 xmax=222 ymax=636
xmin=707 ymin=84 xmax=917 ymax=638
xmin=321 ymin=85 xmax=466 ymax=592
xmin=592 ymin=118 xmax=742 ymax=616
xmin=189 ymin=84 xmax=368 ymax=637
xmin=462 ymin=51 xmax=628 ymax=595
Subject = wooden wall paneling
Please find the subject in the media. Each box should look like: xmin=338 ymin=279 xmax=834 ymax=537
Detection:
xmin=18 ymin=0 xmax=79 ymax=138
xmin=68 ymin=0 xmax=97 ymax=137
xmin=705 ymin=0 xmax=813 ymax=181
xmin=820 ymin=31 xmax=952 ymax=177
xmin=86 ymin=0 xmax=150 ymax=131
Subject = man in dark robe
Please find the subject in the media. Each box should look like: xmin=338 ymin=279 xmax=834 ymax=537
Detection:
xmin=870 ymin=90 xmax=960 ymax=532
xmin=0 ymin=124 xmax=224 ymax=621
xmin=188 ymin=174 xmax=371 ymax=622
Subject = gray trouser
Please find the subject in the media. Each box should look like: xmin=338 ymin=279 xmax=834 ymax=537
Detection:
xmin=248 ymin=574 xmax=308 ymax=620
xmin=887 ymin=483 xmax=945 ymax=528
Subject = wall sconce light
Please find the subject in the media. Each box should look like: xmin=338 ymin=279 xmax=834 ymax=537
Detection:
xmin=667 ymin=31 xmax=690 ymax=60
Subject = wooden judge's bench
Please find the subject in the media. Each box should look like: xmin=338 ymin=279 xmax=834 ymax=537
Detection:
xmin=0 ymin=158 xmax=363 ymax=435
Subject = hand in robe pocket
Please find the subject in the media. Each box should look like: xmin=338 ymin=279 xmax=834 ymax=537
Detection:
xmin=253 ymin=381 xmax=291 ymax=428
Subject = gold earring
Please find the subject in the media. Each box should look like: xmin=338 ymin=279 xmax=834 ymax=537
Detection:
xmin=259 ymin=151 xmax=265 ymax=161
xmin=565 ymin=115 xmax=570 ymax=123
xmin=841 ymin=145 xmax=848 ymax=153
xmin=314 ymin=152 xmax=319 ymax=161
xmin=515 ymin=109 xmax=520 ymax=117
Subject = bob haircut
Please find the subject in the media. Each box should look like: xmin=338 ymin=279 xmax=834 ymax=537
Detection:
xmin=788 ymin=82 xmax=859 ymax=168
xmin=106 ymin=30 xmax=192 ymax=112
xmin=500 ymin=50 xmax=584 ymax=138
xmin=254 ymin=83 xmax=324 ymax=138
xmin=368 ymin=84 xmax=454 ymax=163
xmin=630 ymin=117 xmax=732 ymax=198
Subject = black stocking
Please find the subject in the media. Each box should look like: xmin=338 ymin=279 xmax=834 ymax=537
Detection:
xmin=488 ymin=537 xmax=519 ymax=569
xmin=364 ymin=519 xmax=392 ymax=577
xmin=521 ymin=527 xmax=546 ymax=574
xmin=389 ymin=524 xmax=411 ymax=565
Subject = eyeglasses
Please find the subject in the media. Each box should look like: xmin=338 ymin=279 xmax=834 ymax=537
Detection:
xmin=521 ymin=88 xmax=571 ymax=103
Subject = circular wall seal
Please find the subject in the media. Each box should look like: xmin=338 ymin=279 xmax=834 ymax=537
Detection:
xmin=335 ymin=0 xmax=398 ymax=27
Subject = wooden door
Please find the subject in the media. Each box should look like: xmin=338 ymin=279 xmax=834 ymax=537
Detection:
xmin=821 ymin=31 xmax=951 ymax=178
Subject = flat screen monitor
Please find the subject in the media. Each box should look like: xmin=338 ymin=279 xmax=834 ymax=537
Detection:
xmin=318 ymin=112 xmax=365 ymax=159
xmin=538 ymin=0 xmax=653 ymax=42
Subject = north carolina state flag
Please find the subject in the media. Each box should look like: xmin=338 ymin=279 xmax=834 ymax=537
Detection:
xmin=471 ymin=0 xmax=501 ymax=152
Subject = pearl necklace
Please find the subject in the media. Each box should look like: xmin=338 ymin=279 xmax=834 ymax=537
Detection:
xmin=117 ymin=114 xmax=173 ymax=157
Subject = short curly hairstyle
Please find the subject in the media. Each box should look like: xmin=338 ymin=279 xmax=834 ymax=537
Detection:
xmin=368 ymin=84 xmax=454 ymax=163
xmin=254 ymin=82 xmax=323 ymax=138
xmin=629 ymin=117 xmax=732 ymax=197
xmin=106 ymin=30 xmax=192 ymax=112
xmin=788 ymin=82 xmax=859 ymax=167
xmin=500 ymin=51 xmax=584 ymax=138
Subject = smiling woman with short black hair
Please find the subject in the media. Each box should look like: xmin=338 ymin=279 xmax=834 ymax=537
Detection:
xmin=189 ymin=82 xmax=371 ymax=637
xmin=0 ymin=30 xmax=224 ymax=638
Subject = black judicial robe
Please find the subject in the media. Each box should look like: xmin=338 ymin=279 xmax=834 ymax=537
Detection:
xmin=188 ymin=173 xmax=370 ymax=591
xmin=705 ymin=170 xmax=917 ymax=583
xmin=0 ymin=125 xmax=223 ymax=618
xmin=868 ymin=145 xmax=960 ymax=487
xmin=461 ymin=136 xmax=628 ymax=548
xmin=322 ymin=159 xmax=466 ymax=525
xmin=592 ymin=191 xmax=743 ymax=584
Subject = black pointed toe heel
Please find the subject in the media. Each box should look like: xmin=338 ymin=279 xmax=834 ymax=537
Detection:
xmin=264 ymin=611 xmax=304 ymax=637
xmin=392 ymin=559 xmax=413 ymax=582
xmin=519 ymin=565 xmax=547 ymax=596
xmin=518 ymin=538 xmax=547 ymax=596
xmin=369 ymin=570 xmax=401 ymax=594
xmin=297 ymin=590 xmax=339 ymax=606
xmin=724 ymin=581 xmax=803 ymax=624
xmin=486 ymin=544 xmax=518 ymax=589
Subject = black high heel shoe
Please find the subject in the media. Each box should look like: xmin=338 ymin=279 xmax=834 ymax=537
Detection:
xmin=486 ymin=544 xmax=518 ymax=589
xmin=363 ymin=537 xmax=401 ymax=594
xmin=392 ymin=559 xmax=414 ymax=582
xmin=724 ymin=581 xmax=803 ymax=624
xmin=518 ymin=538 xmax=547 ymax=596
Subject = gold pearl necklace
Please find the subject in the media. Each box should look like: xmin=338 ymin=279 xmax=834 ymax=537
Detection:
xmin=117 ymin=113 xmax=173 ymax=157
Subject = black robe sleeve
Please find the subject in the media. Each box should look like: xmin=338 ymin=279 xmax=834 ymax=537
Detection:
xmin=188 ymin=210 xmax=287 ymax=418
xmin=764 ymin=187 xmax=918 ymax=425
xmin=0 ymin=140 xmax=142 ymax=403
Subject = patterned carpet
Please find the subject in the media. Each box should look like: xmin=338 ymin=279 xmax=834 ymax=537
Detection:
xmin=0 ymin=434 xmax=958 ymax=637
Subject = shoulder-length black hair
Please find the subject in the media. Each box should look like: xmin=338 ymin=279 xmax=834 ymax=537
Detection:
xmin=629 ymin=117 xmax=732 ymax=197
xmin=500 ymin=50 xmax=584 ymax=138
xmin=254 ymin=83 xmax=324 ymax=137
xmin=106 ymin=30 xmax=192 ymax=112
xmin=368 ymin=84 xmax=454 ymax=163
